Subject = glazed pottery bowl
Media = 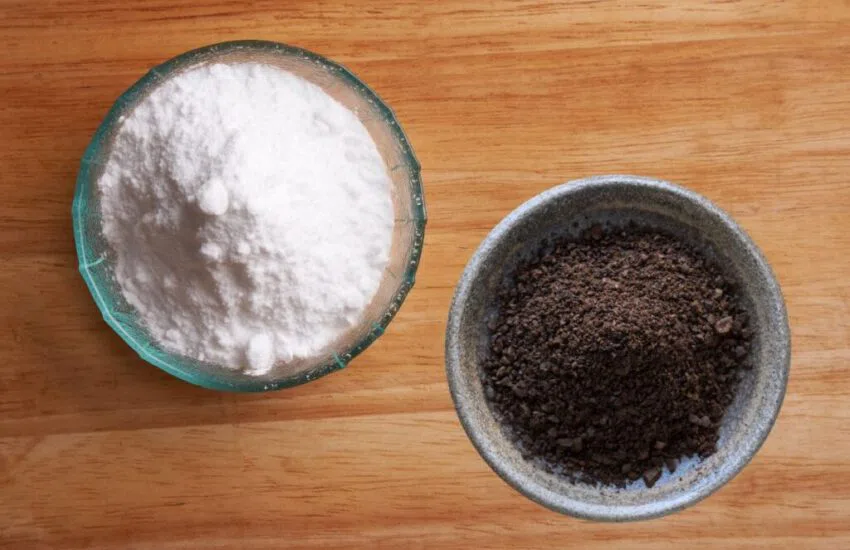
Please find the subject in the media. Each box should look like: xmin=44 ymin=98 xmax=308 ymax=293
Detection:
xmin=445 ymin=175 xmax=789 ymax=520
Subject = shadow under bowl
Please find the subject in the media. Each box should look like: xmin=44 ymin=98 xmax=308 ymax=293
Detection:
xmin=445 ymin=175 xmax=789 ymax=521
xmin=73 ymin=40 xmax=426 ymax=392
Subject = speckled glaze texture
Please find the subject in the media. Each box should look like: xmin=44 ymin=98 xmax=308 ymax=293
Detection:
xmin=445 ymin=175 xmax=790 ymax=521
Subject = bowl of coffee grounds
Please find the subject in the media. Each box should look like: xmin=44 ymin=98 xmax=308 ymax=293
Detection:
xmin=446 ymin=175 xmax=789 ymax=521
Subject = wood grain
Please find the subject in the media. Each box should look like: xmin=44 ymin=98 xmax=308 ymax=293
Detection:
xmin=1 ymin=1 xmax=849 ymax=548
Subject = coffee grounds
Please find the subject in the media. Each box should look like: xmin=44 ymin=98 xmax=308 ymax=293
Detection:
xmin=481 ymin=226 xmax=752 ymax=487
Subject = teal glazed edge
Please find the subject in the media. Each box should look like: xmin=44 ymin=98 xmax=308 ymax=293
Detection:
xmin=72 ymin=40 xmax=426 ymax=392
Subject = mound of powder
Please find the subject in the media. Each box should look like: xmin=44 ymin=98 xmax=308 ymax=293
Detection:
xmin=98 ymin=62 xmax=394 ymax=375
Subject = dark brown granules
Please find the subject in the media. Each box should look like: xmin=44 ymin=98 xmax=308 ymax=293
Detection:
xmin=481 ymin=226 xmax=752 ymax=487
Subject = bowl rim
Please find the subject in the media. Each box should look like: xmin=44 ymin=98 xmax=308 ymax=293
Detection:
xmin=445 ymin=174 xmax=790 ymax=521
xmin=73 ymin=40 xmax=426 ymax=392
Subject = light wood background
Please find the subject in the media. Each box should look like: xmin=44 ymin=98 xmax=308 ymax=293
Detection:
xmin=1 ymin=1 xmax=849 ymax=548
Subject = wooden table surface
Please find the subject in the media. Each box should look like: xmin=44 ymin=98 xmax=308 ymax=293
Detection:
xmin=2 ymin=1 xmax=850 ymax=548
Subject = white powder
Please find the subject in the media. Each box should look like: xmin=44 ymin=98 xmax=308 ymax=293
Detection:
xmin=98 ymin=62 xmax=394 ymax=375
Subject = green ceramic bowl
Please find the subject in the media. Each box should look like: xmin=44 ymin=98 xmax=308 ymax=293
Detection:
xmin=73 ymin=41 xmax=426 ymax=391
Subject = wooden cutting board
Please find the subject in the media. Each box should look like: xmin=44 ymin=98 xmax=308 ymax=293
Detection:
xmin=1 ymin=1 xmax=848 ymax=548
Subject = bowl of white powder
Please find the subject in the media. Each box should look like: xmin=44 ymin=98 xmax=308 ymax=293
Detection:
xmin=73 ymin=41 xmax=425 ymax=391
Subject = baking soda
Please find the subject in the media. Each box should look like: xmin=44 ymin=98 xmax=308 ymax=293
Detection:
xmin=98 ymin=62 xmax=394 ymax=374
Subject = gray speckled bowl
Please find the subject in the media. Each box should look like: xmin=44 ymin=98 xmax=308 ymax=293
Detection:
xmin=445 ymin=175 xmax=790 ymax=521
